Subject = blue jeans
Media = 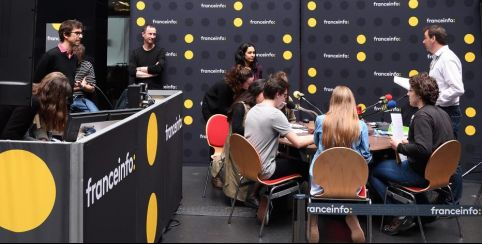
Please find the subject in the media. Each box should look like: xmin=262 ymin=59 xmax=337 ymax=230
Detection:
xmin=71 ymin=97 xmax=99 ymax=112
xmin=369 ymin=159 xmax=428 ymax=203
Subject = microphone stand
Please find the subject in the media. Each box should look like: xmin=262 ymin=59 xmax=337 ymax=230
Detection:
xmin=295 ymin=105 xmax=319 ymax=119
xmin=299 ymin=96 xmax=323 ymax=115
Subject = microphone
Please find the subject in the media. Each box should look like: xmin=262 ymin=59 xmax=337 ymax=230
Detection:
xmin=286 ymin=98 xmax=319 ymax=118
xmin=360 ymin=100 xmax=398 ymax=119
xmin=292 ymin=90 xmax=323 ymax=115
xmin=362 ymin=93 xmax=393 ymax=114
xmin=286 ymin=100 xmax=296 ymax=110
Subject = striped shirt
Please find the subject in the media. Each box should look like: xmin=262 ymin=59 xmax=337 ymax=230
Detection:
xmin=73 ymin=60 xmax=96 ymax=97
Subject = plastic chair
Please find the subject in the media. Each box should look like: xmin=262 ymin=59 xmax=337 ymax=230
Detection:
xmin=227 ymin=133 xmax=301 ymax=237
xmin=381 ymin=140 xmax=463 ymax=243
xmin=202 ymin=114 xmax=229 ymax=198
xmin=310 ymin=147 xmax=372 ymax=243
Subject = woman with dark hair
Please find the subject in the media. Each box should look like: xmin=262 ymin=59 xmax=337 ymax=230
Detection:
xmin=71 ymin=43 xmax=99 ymax=112
xmin=0 ymin=72 xmax=72 ymax=140
xmin=32 ymin=72 xmax=73 ymax=140
xmin=222 ymin=79 xmax=266 ymax=207
xmin=234 ymin=42 xmax=263 ymax=80
xmin=201 ymin=65 xmax=254 ymax=121
xmin=369 ymin=72 xmax=454 ymax=235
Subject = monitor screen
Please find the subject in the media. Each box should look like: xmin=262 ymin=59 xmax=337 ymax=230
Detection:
xmin=64 ymin=111 xmax=109 ymax=142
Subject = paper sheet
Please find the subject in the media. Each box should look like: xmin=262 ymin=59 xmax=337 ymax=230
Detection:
xmin=394 ymin=76 xmax=410 ymax=90
xmin=391 ymin=113 xmax=407 ymax=162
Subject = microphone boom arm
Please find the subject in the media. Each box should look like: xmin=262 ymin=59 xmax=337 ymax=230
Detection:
xmin=300 ymin=96 xmax=323 ymax=115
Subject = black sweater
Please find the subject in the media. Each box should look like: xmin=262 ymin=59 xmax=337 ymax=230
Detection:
xmin=34 ymin=47 xmax=78 ymax=85
xmin=128 ymin=46 xmax=166 ymax=89
xmin=201 ymin=81 xmax=235 ymax=122
xmin=397 ymin=105 xmax=454 ymax=176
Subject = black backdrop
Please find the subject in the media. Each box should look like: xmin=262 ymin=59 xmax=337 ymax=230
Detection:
xmin=133 ymin=0 xmax=482 ymax=180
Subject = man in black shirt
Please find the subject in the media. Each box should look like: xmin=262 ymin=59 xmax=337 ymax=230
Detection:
xmin=128 ymin=25 xmax=166 ymax=90
xmin=369 ymin=73 xmax=456 ymax=234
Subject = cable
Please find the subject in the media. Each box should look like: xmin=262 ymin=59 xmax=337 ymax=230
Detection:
xmin=93 ymin=84 xmax=114 ymax=109
xmin=163 ymin=219 xmax=181 ymax=234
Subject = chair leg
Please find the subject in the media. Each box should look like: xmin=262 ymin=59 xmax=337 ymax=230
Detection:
xmin=202 ymin=163 xmax=212 ymax=198
xmin=228 ymin=179 xmax=242 ymax=224
xmin=259 ymin=191 xmax=272 ymax=237
xmin=416 ymin=216 xmax=427 ymax=243
xmin=367 ymin=199 xmax=372 ymax=243
xmin=448 ymin=188 xmax=464 ymax=239
xmin=380 ymin=187 xmax=389 ymax=232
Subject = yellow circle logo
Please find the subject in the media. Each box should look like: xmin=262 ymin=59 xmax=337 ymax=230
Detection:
xmin=358 ymin=104 xmax=367 ymax=112
xmin=357 ymin=35 xmax=366 ymax=45
xmin=283 ymin=51 xmax=293 ymax=60
xmin=308 ymin=68 xmax=317 ymax=78
xmin=464 ymin=34 xmax=475 ymax=45
xmin=307 ymin=1 xmax=317 ymax=11
xmin=308 ymin=18 xmax=317 ymax=28
xmin=283 ymin=34 xmax=293 ymax=44
xmin=0 ymin=150 xmax=56 ymax=232
xmin=51 ymin=23 xmax=61 ymax=31
xmin=233 ymin=18 xmax=243 ymax=27
xmin=234 ymin=1 xmax=243 ymax=11
xmin=357 ymin=52 xmax=367 ymax=62
xmin=308 ymin=84 xmax=317 ymax=94
xmin=137 ymin=1 xmax=146 ymax=10
xmin=184 ymin=34 xmax=194 ymax=44
xmin=465 ymin=125 xmax=476 ymax=136
xmin=184 ymin=116 xmax=193 ymax=125
xmin=465 ymin=52 xmax=476 ymax=63
xmin=466 ymin=107 xmax=476 ymax=118
xmin=184 ymin=50 xmax=194 ymax=60
xmin=184 ymin=99 xmax=194 ymax=109
xmin=146 ymin=193 xmax=158 ymax=243
xmin=408 ymin=16 xmax=419 ymax=27
xmin=409 ymin=70 xmax=419 ymax=77
xmin=408 ymin=0 xmax=418 ymax=9
xmin=137 ymin=17 xmax=146 ymax=27
xmin=147 ymin=113 xmax=158 ymax=166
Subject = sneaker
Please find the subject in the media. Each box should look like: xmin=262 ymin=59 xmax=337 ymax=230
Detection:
xmin=382 ymin=216 xmax=415 ymax=236
xmin=257 ymin=195 xmax=269 ymax=224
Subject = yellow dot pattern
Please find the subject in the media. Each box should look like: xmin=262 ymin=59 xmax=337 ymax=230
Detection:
xmin=184 ymin=116 xmax=193 ymax=125
xmin=465 ymin=126 xmax=476 ymax=136
xmin=184 ymin=50 xmax=194 ymax=60
xmin=0 ymin=150 xmax=56 ymax=232
xmin=357 ymin=52 xmax=366 ymax=62
xmin=234 ymin=1 xmax=243 ymax=11
xmin=308 ymin=68 xmax=317 ymax=78
xmin=307 ymin=1 xmax=317 ymax=11
xmin=408 ymin=0 xmax=419 ymax=9
xmin=308 ymin=18 xmax=317 ymax=28
xmin=51 ymin=23 xmax=61 ymax=31
xmin=357 ymin=35 xmax=366 ymax=45
xmin=308 ymin=84 xmax=317 ymax=94
xmin=146 ymin=193 xmax=158 ymax=243
xmin=465 ymin=52 xmax=476 ymax=63
xmin=464 ymin=34 xmax=475 ymax=44
xmin=234 ymin=18 xmax=243 ymax=27
xmin=146 ymin=113 xmax=158 ymax=166
xmin=184 ymin=34 xmax=194 ymax=44
xmin=283 ymin=34 xmax=293 ymax=44
xmin=137 ymin=17 xmax=146 ymax=27
xmin=184 ymin=99 xmax=193 ymax=109
xmin=136 ymin=1 xmax=146 ymax=11
xmin=409 ymin=70 xmax=419 ymax=77
xmin=283 ymin=51 xmax=293 ymax=60
xmin=408 ymin=16 xmax=419 ymax=27
xmin=466 ymin=107 xmax=476 ymax=118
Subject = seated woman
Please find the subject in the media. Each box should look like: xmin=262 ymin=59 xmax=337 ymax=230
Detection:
xmin=71 ymin=44 xmax=99 ymax=112
xmin=309 ymin=86 xmax=372 ymax=243
xmin=369 ymin=73 xmax=454 ymax=235
xmin=221 ymin=79 xmax=265 ymax=207
xmin=0 ymin=72 xmax=72 ymax=141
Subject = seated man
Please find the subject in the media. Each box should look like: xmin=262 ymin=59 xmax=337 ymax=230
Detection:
xmin=369 ymin=72 xmax=455 ymax=235
xmin=244 ymin=75 xmax=313 ymax=220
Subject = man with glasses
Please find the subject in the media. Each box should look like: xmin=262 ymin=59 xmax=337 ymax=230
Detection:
xmin=128 ymin=25 xmax=166 ymax=90
xmin=34 ymin=19 xmax=84 ymax=88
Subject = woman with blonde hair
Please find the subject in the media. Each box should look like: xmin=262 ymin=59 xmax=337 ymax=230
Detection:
xmin=309 ymin=86 xmax=371 ymax=243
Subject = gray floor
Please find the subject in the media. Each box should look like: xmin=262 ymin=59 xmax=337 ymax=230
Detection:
xmin=162 ymin=166 xmax=482 ymax=243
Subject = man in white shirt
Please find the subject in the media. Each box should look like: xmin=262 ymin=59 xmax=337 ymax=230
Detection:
xmin=422 ymin=25 xmax=464 ymax=204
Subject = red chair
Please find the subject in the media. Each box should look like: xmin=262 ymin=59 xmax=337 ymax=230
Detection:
xmin=227 ymin=134 xmax=301 ymax=237
xmin=203 ymin=114 xmax=229 ymax=198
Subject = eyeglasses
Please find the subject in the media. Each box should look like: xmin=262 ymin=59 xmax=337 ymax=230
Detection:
xmin=70 ymin=31 xmax=83 ymax=37
xmin=283 ymin=93 xmax=288 ymax=98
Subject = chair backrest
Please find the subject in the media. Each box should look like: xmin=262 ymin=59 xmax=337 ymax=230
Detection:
xmin=229 ymin=134 xmax=262 ymax=182
xmin=424 ymin=140 xmax=461 ymax=189
xmin=312 ymin=147 xmax=368 ymax=199
xmin=205 ymin=114 xmax=229 ymax=148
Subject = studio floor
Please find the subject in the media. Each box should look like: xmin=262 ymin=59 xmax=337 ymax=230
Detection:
xmin=161 ymin=166 xmax=482 ymax=243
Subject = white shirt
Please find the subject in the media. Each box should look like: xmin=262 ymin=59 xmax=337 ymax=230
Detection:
xmin=429 ymin=45 xmax=464 ymax=107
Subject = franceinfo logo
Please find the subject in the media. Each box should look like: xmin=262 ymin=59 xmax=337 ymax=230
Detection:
xmin=85 ymin=152 xmax=135 ymax=208
xmin=431 ymin=206 xmax=482 ymax=216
